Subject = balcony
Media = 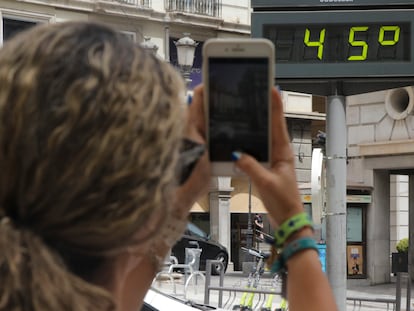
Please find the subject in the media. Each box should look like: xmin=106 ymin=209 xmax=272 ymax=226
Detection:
xmin=116 ymin=0 xmax=151 ymax=8
xmin=165 ymin=0 xmax=221 ymax=18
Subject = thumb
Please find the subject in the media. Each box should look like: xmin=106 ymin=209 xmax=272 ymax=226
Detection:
xmin=233 ymin=152 xmax=270 ymax=185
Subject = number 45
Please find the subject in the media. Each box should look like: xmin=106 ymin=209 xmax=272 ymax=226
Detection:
xmin=304 ymin=26 xmax=401 ymax=61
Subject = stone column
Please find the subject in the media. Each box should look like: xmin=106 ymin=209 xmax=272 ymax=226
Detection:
xmin=367 ymin=170 xmax=391 ymax=284
xmin=209 ymin=177 xmax=234 ymax=271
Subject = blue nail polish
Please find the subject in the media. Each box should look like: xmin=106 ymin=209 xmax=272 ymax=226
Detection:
xmin=275 ymin=85 xmax=282 ymax=93
xmin=231 ymin=151 xmax=242 ymax=161
xmin=187 ymin=94 xmax=192 ymax=105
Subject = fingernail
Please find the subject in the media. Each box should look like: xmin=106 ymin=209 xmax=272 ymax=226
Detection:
xmin=187 ymin=94 xmax=192 ymax=105
xmin=275 ymin=85 xmax=282 ymax=93
xmin=231 ymin=151 xmax=242 ymax=161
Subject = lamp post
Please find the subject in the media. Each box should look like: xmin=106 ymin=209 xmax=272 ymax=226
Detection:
xmin=246 ymin=179 xmax=253 ymax=260
xmin=174 ymin=33 xmax=198 ymax=89
xmin=141 ymin=36 xmax=159 ymax=55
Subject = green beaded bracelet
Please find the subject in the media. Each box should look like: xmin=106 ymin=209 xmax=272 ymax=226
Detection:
xmin=271 ymin=237 xmax=319 ymax=273
xmin=274 ymin=212 xmax=313 ymax=247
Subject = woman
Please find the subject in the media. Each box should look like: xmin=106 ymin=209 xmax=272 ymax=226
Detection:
xmin=0 ymin=21 xmax=207 ymax=311
xmin=0 ymin=21 xmax=337 ymax=311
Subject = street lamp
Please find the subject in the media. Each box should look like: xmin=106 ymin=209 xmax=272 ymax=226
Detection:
xmin=246 ymin=179 xmax=254 ymax=261
xmin=174 ymin=33 xmax=198 ymax=89
xmin=141 ymin=36 xmax=159 ymax=55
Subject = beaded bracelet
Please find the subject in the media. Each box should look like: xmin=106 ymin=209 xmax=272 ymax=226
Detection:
xmin=271 ymin=237 xmax=319 ymax=274
xmin=274 ymin=212 xmax=313 ymax=247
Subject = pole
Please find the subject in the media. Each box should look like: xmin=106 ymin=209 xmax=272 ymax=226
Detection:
xmin=326 ymin=95 xmax=347 ymax=311
xmin=182 ymin=71 xmax=192 ymax=91
xmin=245 ymin=179 xmax=253 ymax=261
xmin=163 ymin=14 xmax=170 ymax=63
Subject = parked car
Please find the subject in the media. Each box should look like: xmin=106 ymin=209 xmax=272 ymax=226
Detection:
xmin=172 ymin=222 xmax=228 ymax=275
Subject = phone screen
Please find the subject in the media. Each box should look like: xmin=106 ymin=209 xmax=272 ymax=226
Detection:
xmin=208 ymin=57 xmax=270 ymax=162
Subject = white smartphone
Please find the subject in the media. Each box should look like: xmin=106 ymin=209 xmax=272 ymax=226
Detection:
xmin=202 ymin=38 xmax=275 ymax=176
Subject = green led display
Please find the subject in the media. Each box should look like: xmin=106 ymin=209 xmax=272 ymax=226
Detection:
xmin=252 ymin=10 xmax=414 ymax=79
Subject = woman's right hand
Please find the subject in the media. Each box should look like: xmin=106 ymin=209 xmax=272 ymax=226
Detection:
xmin=233 ymin=87 xmax=304 ymax=227
xmin=236 ymin=87 xmax=338 ymax=311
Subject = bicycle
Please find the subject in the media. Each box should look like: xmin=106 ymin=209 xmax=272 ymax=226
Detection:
xmin=232 ymin=247 xmax=269 ymax=311
xmin=232 ymin=247 xmax=288 ymax=311
xmin=261 ymin=273 xmax=288 ymax=311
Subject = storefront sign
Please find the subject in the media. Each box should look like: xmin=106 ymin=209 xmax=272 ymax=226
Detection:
xmin=347 ymin=195 xmax=372 ymax=203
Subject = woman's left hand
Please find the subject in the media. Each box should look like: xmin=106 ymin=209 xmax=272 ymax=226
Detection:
xmin=173 ymin=85 xmax=210 ymax=217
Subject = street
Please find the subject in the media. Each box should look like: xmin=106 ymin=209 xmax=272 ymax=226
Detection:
xmin=152 ymin=272 xmax=412 ymax=311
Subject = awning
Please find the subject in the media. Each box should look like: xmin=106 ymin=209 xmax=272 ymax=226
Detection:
xmin=230 ymin=193 xmax=267 ymax=213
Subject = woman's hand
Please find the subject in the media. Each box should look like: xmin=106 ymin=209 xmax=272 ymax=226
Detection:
xmin=173 ymin=85 xmax=210 ymax=217
xmin=233 ymin=87 xmax=304 ymax=226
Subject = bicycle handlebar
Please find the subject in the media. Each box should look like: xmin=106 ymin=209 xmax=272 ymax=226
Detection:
xmin=241 ymin=247 xmax=265 ymax=259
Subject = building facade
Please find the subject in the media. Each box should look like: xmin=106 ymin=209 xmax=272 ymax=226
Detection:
xmin=0 ymin=1 xmax=250 ymax=57
xmin=347 ymin=86 xmax=414 ymax=283
xmin=1 ymin=0 xmax=324 ymax=273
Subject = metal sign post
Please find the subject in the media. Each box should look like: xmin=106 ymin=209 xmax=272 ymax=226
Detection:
xmin=325 ymin=94 xmax=347 ymax=310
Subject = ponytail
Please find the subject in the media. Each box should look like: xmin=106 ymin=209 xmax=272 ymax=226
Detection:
xmin=0 ymin=219 xmax=115 ymax=311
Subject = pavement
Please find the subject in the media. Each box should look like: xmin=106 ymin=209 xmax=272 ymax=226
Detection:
xmin=152 ymin=271 xmax=414 ymax=311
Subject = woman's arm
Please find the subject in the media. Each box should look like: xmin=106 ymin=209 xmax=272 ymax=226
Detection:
xmin=234 ymin=88 xmax=338 ymax=311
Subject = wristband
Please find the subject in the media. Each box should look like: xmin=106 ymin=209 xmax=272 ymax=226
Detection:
xmin=274 ymin=212 xmax=313 ymax=247
xmin=271 ymin=237 xmax=319 ymax=273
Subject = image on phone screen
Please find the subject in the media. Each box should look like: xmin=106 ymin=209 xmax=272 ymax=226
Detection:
xmin=208 ymin=57 xmax=270 ymax=162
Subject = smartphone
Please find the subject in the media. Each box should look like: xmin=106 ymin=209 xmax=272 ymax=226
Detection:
xmin=202 ymin=38 xmax=274 ymax=176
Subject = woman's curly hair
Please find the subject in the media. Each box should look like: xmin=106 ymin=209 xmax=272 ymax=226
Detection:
xmin=0 ymin=21 xmax=185 ymax=310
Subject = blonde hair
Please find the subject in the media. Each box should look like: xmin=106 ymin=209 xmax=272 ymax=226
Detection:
xmin=0 ymin=22 xmax=185 ymax=310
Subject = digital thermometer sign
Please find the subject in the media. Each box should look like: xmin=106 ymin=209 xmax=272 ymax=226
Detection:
xmin=252 ymin=10 xmax=414 ymax=79
xmin=266 ymin=23 xmax=409 ymax=63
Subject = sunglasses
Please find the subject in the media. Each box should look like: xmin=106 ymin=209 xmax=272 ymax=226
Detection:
xmin=176 ymin=138 xmax=205 ymax=185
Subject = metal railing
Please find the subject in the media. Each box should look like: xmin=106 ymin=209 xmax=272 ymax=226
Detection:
xmin=204 ymin=260 xmax=283 ymax=310
xmin=346 ymin=272 xmax=412 ymax=311
xmin=204 ymin=263 xmax=412 ymax=311
xmin=115 ymin=0 xmax=152 ymax=8
xmin=165 ymin=0 xmax=222 ymax=18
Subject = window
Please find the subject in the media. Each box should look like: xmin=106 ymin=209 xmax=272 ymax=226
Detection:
xmin=2 ymin=18 xmax=37 ymax=42
xmin=187 ymin=222 xmax=209 ymax=239
xmin=120 ymin=31 xmax=137 ymax=43
xmin=347 ymin=206 xmax=363 ymax=242
xmin=0 ymin=11 xmax=52 ymax=45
